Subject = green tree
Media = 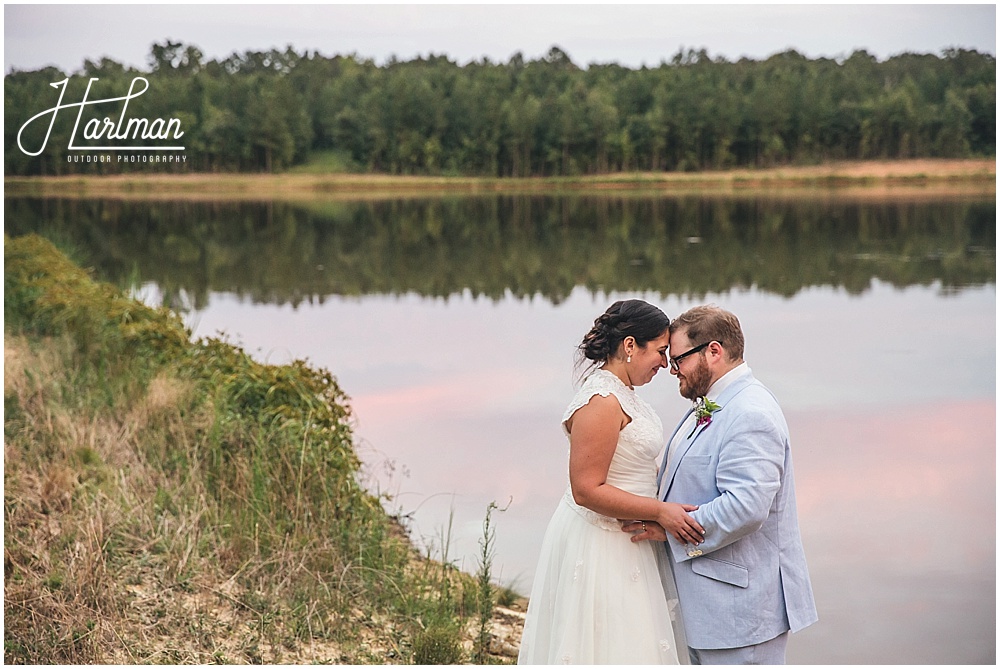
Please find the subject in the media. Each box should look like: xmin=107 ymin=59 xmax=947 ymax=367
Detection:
xmin=4 ymin=43 xmax=994 ymax=176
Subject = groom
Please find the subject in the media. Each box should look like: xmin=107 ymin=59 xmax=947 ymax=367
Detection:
xmin=629 ymin=305 xmax=817 ymax=664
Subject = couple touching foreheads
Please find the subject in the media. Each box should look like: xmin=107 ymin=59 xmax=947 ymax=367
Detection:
xmin=518 ymin=300 xmax=818 ymax=665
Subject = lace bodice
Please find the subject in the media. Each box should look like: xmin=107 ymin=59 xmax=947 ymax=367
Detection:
xmin=561 ymin=369 xmax=665 ymax=530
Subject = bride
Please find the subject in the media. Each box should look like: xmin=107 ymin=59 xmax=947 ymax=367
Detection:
xmin=517 ymin=299 xmax=703 ymax=665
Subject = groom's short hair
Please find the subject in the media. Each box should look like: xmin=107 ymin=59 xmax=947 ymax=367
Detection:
xmin=670 ymin=305 xmax=745 ymax=361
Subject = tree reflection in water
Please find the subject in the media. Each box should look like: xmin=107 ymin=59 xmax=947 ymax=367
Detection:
xmin=5 ymin=193 xmax=994 ymax=309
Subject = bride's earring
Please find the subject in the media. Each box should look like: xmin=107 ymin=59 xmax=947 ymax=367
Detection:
xmin=627 ymin=354 xmax=632 ymax=363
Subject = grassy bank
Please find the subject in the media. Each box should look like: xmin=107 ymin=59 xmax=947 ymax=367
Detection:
xmin=4 ymin=234 xmax=522 ymax=664
xmin=5 ymin=159 xmax=995 ymax=201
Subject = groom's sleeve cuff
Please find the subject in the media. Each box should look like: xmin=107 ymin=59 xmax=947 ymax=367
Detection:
xmin=668 ymin=536 xmax=700 ymax=563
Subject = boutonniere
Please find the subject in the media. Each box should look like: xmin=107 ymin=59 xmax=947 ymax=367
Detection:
xmin=688 ymin=396 xmax=721 ymax=438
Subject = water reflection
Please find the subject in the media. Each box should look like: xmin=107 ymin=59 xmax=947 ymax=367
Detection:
xmin=5 ymin=193 xmax=995 ymax=664
xmin=176 ymin=280 xmax=995 ymax=665
xmin=792 ymin=400 xmax=995 ymax=664
xmin=4 ymin=194 xmax=995 ymax=308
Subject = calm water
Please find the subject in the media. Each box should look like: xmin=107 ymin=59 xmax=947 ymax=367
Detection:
xmin=6 ymin=192 xmax=995 ymax=664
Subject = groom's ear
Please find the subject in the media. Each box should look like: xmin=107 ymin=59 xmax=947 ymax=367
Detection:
xmin=707 ymin=340 xmax=726 ymax=360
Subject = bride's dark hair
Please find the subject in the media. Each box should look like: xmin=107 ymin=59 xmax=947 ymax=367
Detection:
xmin=578 ymin=299 xmax=670 ymax=368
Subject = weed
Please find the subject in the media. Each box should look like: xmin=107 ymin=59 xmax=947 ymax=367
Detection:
xmin=413 ymin=624 xmax=465 ymax=665
xmin=474 ymin=499 xmax=509 ymax=664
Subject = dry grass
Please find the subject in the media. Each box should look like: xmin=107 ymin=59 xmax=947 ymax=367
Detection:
xmin=5 ymin=158 xmax=994 ymax=203
xmin=4 ymin=236 xmax=525 ymax=664
xmin=3 ymin=333 xmax=444 ymax=663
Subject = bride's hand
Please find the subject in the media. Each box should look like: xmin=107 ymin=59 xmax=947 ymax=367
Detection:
xmin=658 ymin=502 xmax=705 ymax=545
xmin=621 ymin=519 xmax=668 ymax=543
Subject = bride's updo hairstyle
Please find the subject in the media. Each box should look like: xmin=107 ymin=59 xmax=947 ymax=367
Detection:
xmin=578 ymin=299 xmax=670 ymax=369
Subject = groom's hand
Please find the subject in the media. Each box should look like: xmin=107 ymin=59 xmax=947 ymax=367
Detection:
xmin=621 ymin=520 xmax=668 ymax=543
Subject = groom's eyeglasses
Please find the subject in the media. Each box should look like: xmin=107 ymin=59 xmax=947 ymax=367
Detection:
xmin=668 ymin=342 xmax=712 ymax=372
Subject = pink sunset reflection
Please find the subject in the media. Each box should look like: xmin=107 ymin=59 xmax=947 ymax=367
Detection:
xmin=785 ymin=399 xmax=995 ymax=663
xmin=792 ymin=399 xmax=995 ymax=534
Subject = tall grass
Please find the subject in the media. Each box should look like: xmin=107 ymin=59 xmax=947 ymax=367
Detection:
xmin=4 ymin=233 xmax=518 ymax=664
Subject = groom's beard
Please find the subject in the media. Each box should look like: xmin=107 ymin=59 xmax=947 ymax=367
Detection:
xmin=678 ymin=356 xmax=712 ymax=400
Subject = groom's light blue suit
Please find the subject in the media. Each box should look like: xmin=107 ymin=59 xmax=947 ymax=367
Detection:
xmin=657 ymin=368 xmax=818 ymax=656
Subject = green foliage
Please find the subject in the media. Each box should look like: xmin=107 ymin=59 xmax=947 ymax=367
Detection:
xmin=4 ymin=233 xmax=190 ymax=362
xmin=3 ymin=234 xmax=505 ymax=663
xmin=5 ymin=44 xmax=995 ymax=176
xmin=5 ymin=233 xmax=192 ymax=410
xmin=413 ymin=624 xmax=465 ymax=664
xmin=289 ymin=148 xmax=360 ymax=174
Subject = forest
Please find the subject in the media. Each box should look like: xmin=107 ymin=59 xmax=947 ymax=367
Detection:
xmin=4 ymin=42 xmax=995 ymax=176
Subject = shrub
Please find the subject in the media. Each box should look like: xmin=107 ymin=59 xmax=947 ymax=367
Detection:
xmin=413 ymin=625 xmax=464 ymax=665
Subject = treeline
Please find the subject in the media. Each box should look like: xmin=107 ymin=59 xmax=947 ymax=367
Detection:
xmin=5 ymin=42 xmax=995 ymax=176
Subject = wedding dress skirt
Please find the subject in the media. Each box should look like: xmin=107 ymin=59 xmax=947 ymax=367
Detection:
xmin=517 ymin=370 xmax=684 ymax=665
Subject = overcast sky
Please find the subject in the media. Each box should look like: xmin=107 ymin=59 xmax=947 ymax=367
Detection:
xmin=4 ymin=3 xmax=996 ymax=74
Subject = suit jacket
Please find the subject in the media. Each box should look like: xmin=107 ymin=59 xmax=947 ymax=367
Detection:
xmin=658 ymin=369 xmax=818 ymax=650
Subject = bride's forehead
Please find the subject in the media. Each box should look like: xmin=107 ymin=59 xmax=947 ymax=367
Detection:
xmin=651 ymin=331 xmax=671 ymax=345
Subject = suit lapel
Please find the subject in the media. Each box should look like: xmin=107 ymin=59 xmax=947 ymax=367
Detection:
xmin=660 ymin=372 xmax=758 ymax=499
xmin=661 ymin=416 xmax=704 ymax=496
xmin=657 ymin=407 xmax=693 ymax=493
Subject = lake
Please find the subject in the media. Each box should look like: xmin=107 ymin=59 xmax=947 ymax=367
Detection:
xmin=5 ymin=190 xmax=995 ymax=664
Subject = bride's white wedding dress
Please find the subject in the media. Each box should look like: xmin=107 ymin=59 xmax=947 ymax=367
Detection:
xmin=517 ymin=369 xmax=683 ymax=665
